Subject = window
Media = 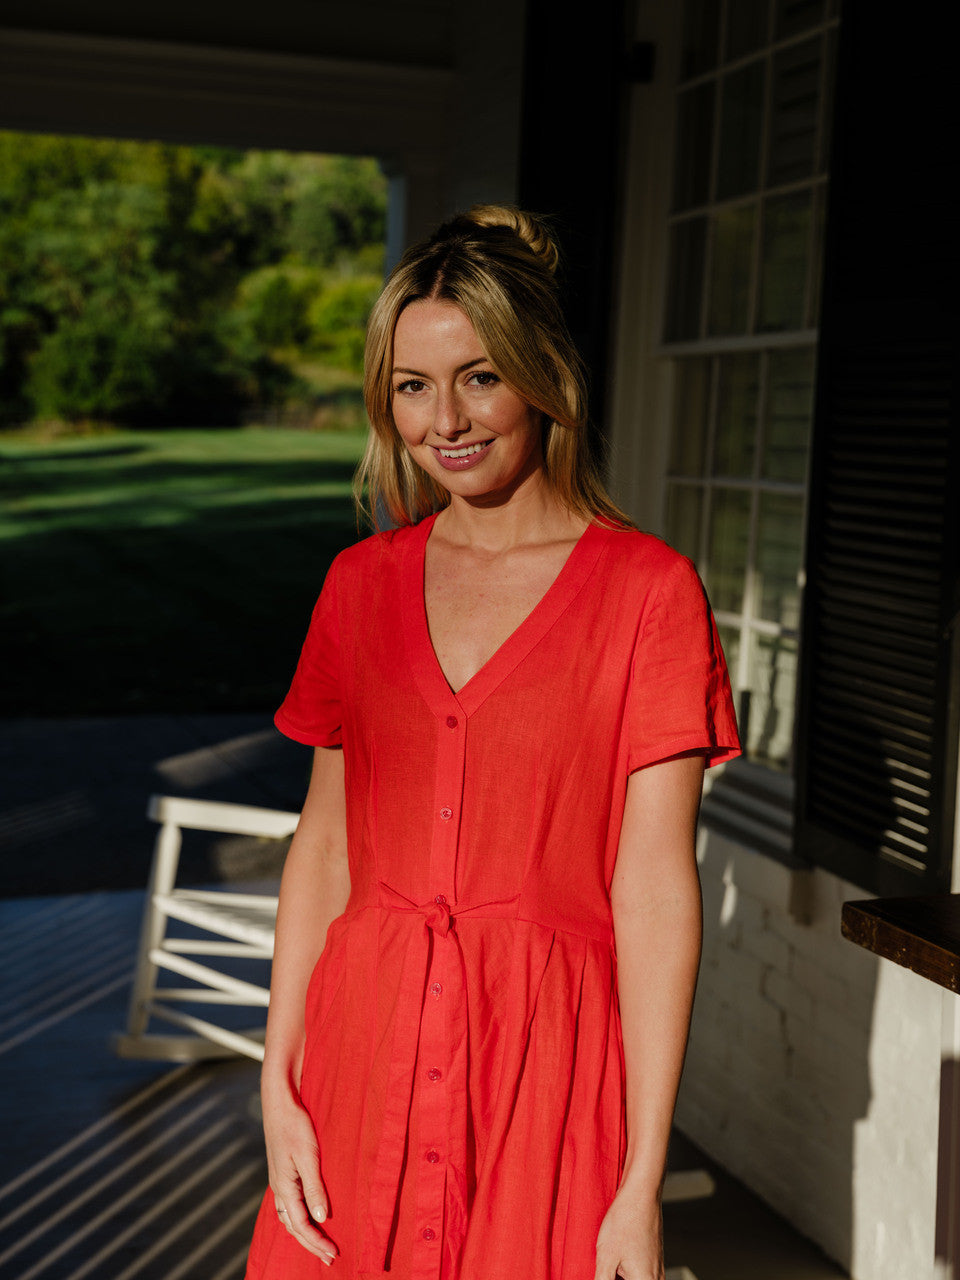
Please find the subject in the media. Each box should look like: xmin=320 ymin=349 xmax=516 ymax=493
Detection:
xmin=662 ymin=0 xmax=839 ymax=774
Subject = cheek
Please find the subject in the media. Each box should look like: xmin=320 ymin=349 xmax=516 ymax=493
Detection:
xmin=391 ymin=403 xmax=421 ymax=449
xmin=508 ymin=407 xmax=543 ymax=452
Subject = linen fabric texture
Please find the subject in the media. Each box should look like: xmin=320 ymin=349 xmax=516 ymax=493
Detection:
xmin=245 ymin=515 xmax=740 ymax=1280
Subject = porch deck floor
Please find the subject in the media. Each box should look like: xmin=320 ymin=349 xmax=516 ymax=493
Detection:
xmin=0 ymin=888 xmax=849 ymax=1280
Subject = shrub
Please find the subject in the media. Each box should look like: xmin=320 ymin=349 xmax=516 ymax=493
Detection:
xmin=306 ymin=276 xmax=381 ymax=373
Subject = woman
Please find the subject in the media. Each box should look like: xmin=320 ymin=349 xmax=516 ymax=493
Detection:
xmin=246 ymin=206 xmax=740 ymax=1280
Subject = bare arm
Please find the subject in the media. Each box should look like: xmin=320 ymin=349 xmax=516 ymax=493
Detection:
xmin=262 ymin=745 xmax=351 ymax=1263
xmin=595 ymin=752 xmax=706 ymax=1280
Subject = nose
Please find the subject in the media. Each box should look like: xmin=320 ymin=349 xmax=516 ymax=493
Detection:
xmin=433 ymin=388 xmax=467 ymax=439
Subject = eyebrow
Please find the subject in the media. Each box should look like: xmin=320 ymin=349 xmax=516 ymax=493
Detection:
xmin=392 ymin=357 xmax=489 ymax=377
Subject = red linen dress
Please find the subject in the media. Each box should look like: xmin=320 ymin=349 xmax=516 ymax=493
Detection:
xmin=246 ymin=514 xmax=740 ymax=1280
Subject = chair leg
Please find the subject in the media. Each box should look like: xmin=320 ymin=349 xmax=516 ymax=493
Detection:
xmin=123 ymin=821 xmax=182 ymax=1040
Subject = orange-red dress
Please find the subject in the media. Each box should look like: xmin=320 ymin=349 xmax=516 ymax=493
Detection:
xmin=246 ymin=515 xmax=740 ymax=1280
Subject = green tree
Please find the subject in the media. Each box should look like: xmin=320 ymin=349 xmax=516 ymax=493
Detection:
xmin=287 ymin=156 xmax=387 ymax=266
xmin=306 ymin=276 xmax=383 ymax=373
xmin=0 ymin=131 xmax=387 ymax=426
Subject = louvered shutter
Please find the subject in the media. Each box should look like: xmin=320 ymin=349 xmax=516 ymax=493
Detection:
xmin=795 ymin=1 xmax=960 ymax=894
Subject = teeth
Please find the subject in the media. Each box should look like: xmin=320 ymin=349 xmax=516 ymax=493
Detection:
xmin=438 ymin=441 xmax=490 ymax=458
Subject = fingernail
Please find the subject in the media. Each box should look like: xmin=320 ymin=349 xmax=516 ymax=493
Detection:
xmin=312 ymin=1205 xmax=327 ymax=1222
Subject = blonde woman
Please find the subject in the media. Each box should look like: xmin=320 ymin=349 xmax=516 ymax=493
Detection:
xmin=245 ymin=207 xmax=740 ymax=1280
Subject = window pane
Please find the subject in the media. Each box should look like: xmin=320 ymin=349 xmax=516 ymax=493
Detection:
xmin=767 ymin=37 xmax=822 ymax=186
xmin=725 ymin=0 xmax=769 ymax=60
xmin=673 ymin=83 xmax=715 ymax=210
xmin=681 ymin=0 xmax=721 ymax=79
xmin=756 ymin=492 xmax=804 ymax=627
xmin=758 ymin=191 xmax=810 ymax=332
xmin=707 ymin=203 xmax=756 ymax=335
xmin=665 ymin=217 xmax=707 ymax=341
xmin=714 ymin=353 xmax=759 ymax=477
xmin=670 ymin=357 xmax=712 ymax=474
xmin=764 ymin=348 xmax=814 ymax=481
xmin=717 ymin=62 xmax=765 ymax=201
xmin=666 ymin=482 xmax=704 ymax=562
xmin=717 ymin=623 xmax=742 ymax=692
xmin=706 ymin=487 xmax=751 ymax=613
xmin=774 ymin=0 xmax=824 ymax=41
xmin=744 ymin=631 xmax=798 ymax=770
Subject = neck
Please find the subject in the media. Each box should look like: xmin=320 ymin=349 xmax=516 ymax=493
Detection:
xmin=437 ymin=472 xmax=584 ymax=553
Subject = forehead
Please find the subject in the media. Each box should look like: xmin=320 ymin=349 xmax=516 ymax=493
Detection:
xmin=392 ymin=299 xmax=486 ymax=363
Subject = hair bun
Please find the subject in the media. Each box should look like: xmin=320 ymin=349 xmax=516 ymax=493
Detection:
xmin=466 ymin=204 xmax=560 ymax=276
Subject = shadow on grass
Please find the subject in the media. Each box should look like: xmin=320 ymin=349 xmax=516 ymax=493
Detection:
xmin=2 ymin=456 xmax=360 ymax=506
xmin=1 ymin=442 xmax=150 ymax=465
xmin=1 ymin=451 xmax=370 ymax=717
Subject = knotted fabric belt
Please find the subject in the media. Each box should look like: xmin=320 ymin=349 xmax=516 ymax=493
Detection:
xmin=359 ymin=883 xmax=520 ymax=1272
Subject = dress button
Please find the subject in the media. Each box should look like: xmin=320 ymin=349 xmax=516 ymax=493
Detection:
xmin=439 ymin=807 xmax=453 ymax=821
xmin=427 ymin=1067 xmax=442 ymax=1082
xmin=434 ymin=894 xmax=446 ymax=906
xmin=425 ymin=1149 xmax=440 ymax=1163
xmin=446 ymin=715 xmax=458 ymax=729
xmin=422 ymin=1227 xmax=437 ymax=1242
xmin=429 ymin=982 xmax=443 ymax=997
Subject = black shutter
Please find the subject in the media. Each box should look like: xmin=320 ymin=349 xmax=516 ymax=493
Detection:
xmin=796 ymin=0 xmax=960 ymax=895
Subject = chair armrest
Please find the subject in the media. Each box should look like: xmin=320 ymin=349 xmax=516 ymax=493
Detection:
xmin=148 ymin=794 xmax=300 ymax=840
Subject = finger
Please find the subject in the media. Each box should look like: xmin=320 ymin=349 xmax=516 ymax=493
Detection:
xmin=273 ymin=1178 xmax=337 ymax=1263
xmin=300 ymin=1169 xmax=330 ymax=1225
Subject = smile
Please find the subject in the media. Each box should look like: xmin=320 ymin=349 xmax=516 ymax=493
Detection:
xmin=437 ymin=441 xmax=493 ymax=458
xmin=430 ymin=439 xmax=495 ymax=471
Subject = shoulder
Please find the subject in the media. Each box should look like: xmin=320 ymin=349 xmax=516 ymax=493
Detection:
xmin=592 ymin=526 xmax=709 ymax=631
xmin=597 ymin=525 xmax=698 ymax=586
xmin=327 ymin=519 xmax=425 ymax=582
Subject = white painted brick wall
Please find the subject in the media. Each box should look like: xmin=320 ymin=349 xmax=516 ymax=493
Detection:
xmin=677 ymin=827 xmax=941 ymax=1280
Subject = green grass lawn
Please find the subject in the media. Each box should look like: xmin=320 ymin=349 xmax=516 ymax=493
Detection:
xmin=0 ymin=426 xmax=369 ymax=716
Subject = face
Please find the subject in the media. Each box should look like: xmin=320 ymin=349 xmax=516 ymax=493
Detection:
xmin=390 ymin=298 xmax=543 ymax=505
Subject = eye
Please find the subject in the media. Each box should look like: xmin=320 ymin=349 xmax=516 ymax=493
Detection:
xmin=395 ymin=378 xmax=427 ymax=394
xmin=467 ymin=370 xmax=500 ymax=388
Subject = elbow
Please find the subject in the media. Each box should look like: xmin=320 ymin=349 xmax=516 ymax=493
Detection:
xmin=610 ymin=870 xmax=702 ymax=931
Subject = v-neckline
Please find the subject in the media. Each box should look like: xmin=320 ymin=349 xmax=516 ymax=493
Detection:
xmin=400 ymin=512 xmax=608 ymax=717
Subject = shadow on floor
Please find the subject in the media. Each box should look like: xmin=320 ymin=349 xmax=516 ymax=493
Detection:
xmin=0 ymin=891 xmax=266 ymax=1280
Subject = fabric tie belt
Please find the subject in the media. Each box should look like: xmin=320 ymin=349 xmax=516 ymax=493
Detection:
xmin=359 ymin=883 xmax=520 ymax=1272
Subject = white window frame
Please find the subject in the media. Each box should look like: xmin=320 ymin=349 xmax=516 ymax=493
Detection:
xmin=609 ymin=0 xmax=840 ymax=862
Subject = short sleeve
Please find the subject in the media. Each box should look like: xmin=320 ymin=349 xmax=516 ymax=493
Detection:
xmin=274 ymin=557 xmax=343 ymax=748
xmin=624 ymin=554 xmax=741 ymax=773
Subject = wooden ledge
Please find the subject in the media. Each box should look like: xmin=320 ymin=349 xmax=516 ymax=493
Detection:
xmin=842 ymin=894 xmax=960 ymax=993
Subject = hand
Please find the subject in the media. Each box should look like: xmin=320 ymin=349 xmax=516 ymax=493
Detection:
xmin=262 ymin=1075 xmax=338 ymax=1265
xmin=594 ymin=1187 xmax=664 ymax=1280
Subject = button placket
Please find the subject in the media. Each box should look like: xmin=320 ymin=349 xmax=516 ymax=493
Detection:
xmin=428 ymin=705 xmax=465 ymax=915
xmin=414 ymin=932 xmax=448 ymax=1274
xmin=412 ymin=706 xmax=465 ymax=1273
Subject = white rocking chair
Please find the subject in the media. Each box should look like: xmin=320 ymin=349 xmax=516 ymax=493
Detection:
xmin=113 ymin=794 xmax=298 ymax=1063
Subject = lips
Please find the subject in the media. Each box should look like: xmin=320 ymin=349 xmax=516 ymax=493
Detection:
xmin=431 ymin=439 xmax=495 ymax=470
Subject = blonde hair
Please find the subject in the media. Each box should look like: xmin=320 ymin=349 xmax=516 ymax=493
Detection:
xmin=355 ymin=204 xmax=629 ymax=529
